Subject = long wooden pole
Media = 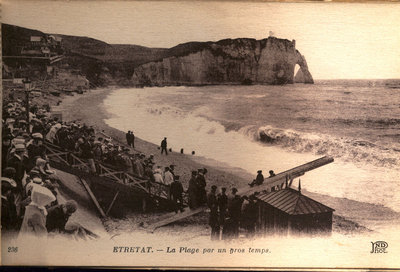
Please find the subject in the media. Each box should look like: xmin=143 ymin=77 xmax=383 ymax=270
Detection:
xmin=79 ymin=177 xmax=106 ymax=218
xmin=238 ymin=156 xmax=334 ymax=196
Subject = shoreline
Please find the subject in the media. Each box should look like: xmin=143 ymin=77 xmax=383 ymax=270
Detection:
xmin=53 ymin=87 xmax=400 ymax=234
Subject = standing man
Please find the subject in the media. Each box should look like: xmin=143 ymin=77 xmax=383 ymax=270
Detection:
xmin=160 ymin=137 xmax=168 ymax=155
xmin=169 ymin=164 xmax=176 ymax=178
xmin=187 ymin=170 xmax=198 ymax=209
xmin=7 ymin=144 xmax=27 ymax=196
xmin=217 ymin=187 xmax=228 ymax=228
xmin=1 ymin=168 xmax=18 ymax=231
xmin=164 ymin=166 xmax=174 ymax=199
xmin=164 ymin=167 xmax=174 ymax=186
xmin=196 ymin=168 xmax=207 ymax=205
xmin=130 ymin=131 xmax=135 ymax=148
xmin=126 ymin=131 xmax=131 ymax=147
xmin=207 ymin=185 xmax=220 ymax=240
xmin=228 ymin=188 xmax=243 ymax=239
xmin=170 ymin=175 xmax=184 ymax=213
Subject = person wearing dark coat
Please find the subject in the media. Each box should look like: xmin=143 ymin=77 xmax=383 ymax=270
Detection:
xmin=248 ymin=170 xmax=264 ymax=187
xmin=187 ymin=171 xmax=198 ymax=209
xmin=1 ymin=171 xmax=18 ymax=232
xmin=2 ymin=135 xmax=12 ymax=171
xmin=207 ymin=185 xmax=220 ymax=240
xmin=126 ymin=131 xmax=131 ymax=146
xmin=46 ymin=200 xmax=78 ymax=233
xmin=196 ymin=168 xmax=207 ymax=205
xmin=130 ymin=131 xmax=135 ymax=148
xmin=27 ymin=133 xmax=46 ymax=171
xmin=217 ymin=187 xmax=228 ymax=227
xmin=160 ymin=137 xmax=168 ymax=155
xmin=228 ymin=188 xmax=243 ymax=238
xmin=7 ymin=144 xmax=27 ymax=196
xmin=170 ymin=176 xmax=184 ymax=213
xmin=241 ymin=195 xmax=258 ymax=237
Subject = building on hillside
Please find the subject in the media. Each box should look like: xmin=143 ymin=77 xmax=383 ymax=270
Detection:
xmin=255 ymin=187 xmax=334 ymax=236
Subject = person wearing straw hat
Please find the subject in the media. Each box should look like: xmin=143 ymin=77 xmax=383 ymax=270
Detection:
xmin=2 ymin=134 xmax=12 ymax=170
xmin=27 ymin=133 xmax=46 ymax=170
xmin=6 ymin=144 xmax=27 ymax=195
xmin=1 ymin=168 xmax=18 ymax=231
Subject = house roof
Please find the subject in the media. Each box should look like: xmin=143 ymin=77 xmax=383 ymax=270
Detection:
xmin=255 ymin=188 xmax=334 ymax=215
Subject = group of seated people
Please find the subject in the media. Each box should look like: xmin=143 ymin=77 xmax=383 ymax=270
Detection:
xmin=248 ymin=169 xmax=276 ymax=187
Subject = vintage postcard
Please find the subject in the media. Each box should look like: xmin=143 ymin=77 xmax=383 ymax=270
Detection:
xmin=1 ymin=0 xmax=400 ymax=269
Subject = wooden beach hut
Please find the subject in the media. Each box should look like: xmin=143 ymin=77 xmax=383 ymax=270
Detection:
xmin=255 ymin=187 xmax=334 ymax=236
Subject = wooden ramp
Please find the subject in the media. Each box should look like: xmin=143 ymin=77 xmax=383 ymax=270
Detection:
xmin=147 ymin=207 xmax=206 ymax=232
xmin=238 ymin=156 xmax=334 ymax=196
xmin=146 ymin=156 xmax=333 ymax=231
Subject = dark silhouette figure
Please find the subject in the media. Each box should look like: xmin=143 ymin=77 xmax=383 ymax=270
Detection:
xmin=207 ymin=185 xmax=220 ymax=240
xmin=161 ymin=137 xmax=168 ymax=155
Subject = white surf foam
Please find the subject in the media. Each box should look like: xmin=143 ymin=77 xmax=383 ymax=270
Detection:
xmin=103 ymin=88 xmax=400 ymax=212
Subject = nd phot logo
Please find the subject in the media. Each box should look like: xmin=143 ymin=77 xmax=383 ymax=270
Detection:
xmin=370 ymin=241 xmax=388 ymax=253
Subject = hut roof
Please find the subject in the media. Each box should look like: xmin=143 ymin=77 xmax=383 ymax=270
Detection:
xmin=255 ymin=188 xmax=334 ymax=215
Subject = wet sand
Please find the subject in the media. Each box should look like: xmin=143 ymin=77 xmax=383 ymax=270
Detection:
xmin=53 ymin=87 xmax=400 ymax=234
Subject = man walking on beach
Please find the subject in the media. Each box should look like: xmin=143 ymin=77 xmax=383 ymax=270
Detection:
xmin=161 ymin=137 xmax=168 ymax=155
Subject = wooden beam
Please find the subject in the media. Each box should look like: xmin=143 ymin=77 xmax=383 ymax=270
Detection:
xmin=79 ymin=177 xmax=106 ymax=218
xmin=44 ymin=146 xmax=70 ymax=165
xmin=147 ymin=206 xmax=206 ymax=232
xmin=106 ymin=190 xmax=120 ymax=216
xmin=238 ymin=156 xmax=334 ymax=196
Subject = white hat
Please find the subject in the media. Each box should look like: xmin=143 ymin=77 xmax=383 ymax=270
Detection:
xmin=31 ymin=186 xmax=56 ymax=207
xmin=32 ymin=177 xmax=43 ymax=184
xmin=15 ymin=143 xmax=26 ymax=151
xmin=32 ymin=133 xmax=43 ymax=139
xmin=1 ymin=177 xmax=17 ymax=188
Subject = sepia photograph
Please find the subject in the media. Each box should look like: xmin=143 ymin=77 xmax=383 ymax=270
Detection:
xmin=1 ymin=0 xmax=400 ymax=269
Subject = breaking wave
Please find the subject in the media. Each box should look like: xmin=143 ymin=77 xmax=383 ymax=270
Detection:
xmin=234 ymin=124 xmax=400 ymax=168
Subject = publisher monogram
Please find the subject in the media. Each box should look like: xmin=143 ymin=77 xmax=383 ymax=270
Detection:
xmin=370 ymin=241 xmax=388 ymax=253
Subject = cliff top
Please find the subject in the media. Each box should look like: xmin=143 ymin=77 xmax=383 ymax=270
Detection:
xmin=2 ymin=23 xmax=294 ymax=67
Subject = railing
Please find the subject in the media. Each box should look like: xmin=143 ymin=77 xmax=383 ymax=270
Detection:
xmin=44 ymin=141 xmax=176 ymax=203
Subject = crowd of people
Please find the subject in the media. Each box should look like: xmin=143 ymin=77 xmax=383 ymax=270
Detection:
xmin=2 ymin=98 xmax=79 ymax=237
xmin=1 ymin=93 xmax=270 ymax=241
xmin=206 ymin=186 xmax=259 ymax=240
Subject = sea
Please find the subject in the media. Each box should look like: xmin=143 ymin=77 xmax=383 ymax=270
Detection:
xmin=103 ymin=80 xmax=400 ymax=213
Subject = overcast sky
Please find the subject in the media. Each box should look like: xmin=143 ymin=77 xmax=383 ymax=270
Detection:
xmin=3 ymin=1 xmax=400 ymax=79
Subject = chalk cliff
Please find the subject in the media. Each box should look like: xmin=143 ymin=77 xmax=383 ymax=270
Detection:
xmin=131 ymin=37 xmax=313 ymax=86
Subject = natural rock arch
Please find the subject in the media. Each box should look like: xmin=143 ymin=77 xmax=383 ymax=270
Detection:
xmin=294 ymin=50 xmax=314 ymax=84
